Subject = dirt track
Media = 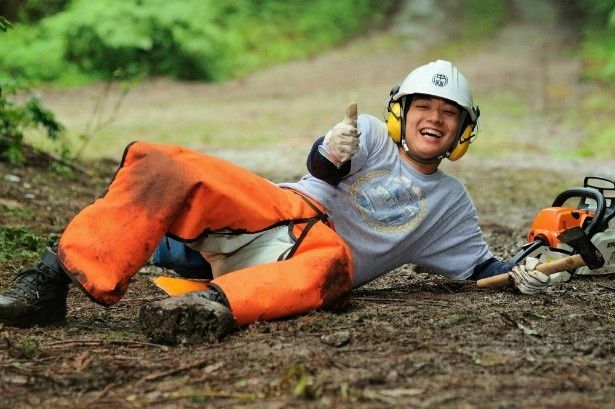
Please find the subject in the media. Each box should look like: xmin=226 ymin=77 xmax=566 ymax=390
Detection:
xmin=1 ymin=1 xmax=615 ymax=408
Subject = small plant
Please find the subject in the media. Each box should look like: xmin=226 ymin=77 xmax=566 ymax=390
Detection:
xmin=0 ymin=16 xmax=11 ymax=31
xmin=19 ymin=336 xmax=40 ymax=359
xmin=0 ymin=227 xmax=53 ymax=262
xmin=279 ymin=364 xmax=318 ymax=400
xmin=0 ymin=17 xmax=66 ymax=165
xmin=5 ymin=335 xmax=40 ymax=359
xmin=0 ymin=79 xmax=65 ymax=164
xmin=73 ymin=72 xmax=130 ymax=160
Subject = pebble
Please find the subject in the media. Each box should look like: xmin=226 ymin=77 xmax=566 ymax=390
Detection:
xmin=4 ymin=174 xmax=20 ymax=183
xmin=320 ymin=330 xmax=351 ymax=347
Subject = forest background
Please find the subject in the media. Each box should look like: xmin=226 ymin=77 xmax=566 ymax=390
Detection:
xmin=0 ymin=0 xmax=614 ymax=165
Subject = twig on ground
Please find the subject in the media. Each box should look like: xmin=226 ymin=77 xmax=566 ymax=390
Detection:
xmin=44 ymin=339 xmax=169 ymax=349
xmin=23 ymin=144 xmax=94 ymax=178
xmin=354 ymin=297 xmax=410 ymax=303
xmin=85 ymin=380 xmax=124 ymax=406
xmin=135 ymin=358 xmax=214 ymax=386
xmin=152 ymin=390 xmax=264 ymax=404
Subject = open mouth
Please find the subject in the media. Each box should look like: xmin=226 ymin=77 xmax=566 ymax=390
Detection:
xmin=419 ymin=128 xmax=443 ymax=139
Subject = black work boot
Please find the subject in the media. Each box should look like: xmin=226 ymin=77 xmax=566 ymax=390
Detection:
xmin=139 ymin=287 xmax=237 ymax=345
xmin=0 ymin=248 xmax=71 ymax=328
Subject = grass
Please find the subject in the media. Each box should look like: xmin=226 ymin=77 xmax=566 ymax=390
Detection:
xmin=576 ymin=125 xmax=615 ymax=158
xmin=565 ymin=84 xmax=615 ymax=158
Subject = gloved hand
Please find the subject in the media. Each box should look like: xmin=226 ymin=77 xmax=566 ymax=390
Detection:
xmin=508 ymin=257 xmax=572 ymax=295
xmin=318 ymin=102 xmax=360 ymax=167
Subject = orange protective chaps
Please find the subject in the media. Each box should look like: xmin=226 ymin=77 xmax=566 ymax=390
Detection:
xmin=57 ymin=141 xmax=353 ymax=325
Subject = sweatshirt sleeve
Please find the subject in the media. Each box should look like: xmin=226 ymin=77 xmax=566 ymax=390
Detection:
xmin=468 ymin=257 xmax=515 ymax=280
xmin=306 ymin=136 xmax=351 ymax=186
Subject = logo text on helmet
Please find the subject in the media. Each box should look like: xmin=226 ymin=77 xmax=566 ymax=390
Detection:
xmin=432 ymin=73 xmax=448 ymax=87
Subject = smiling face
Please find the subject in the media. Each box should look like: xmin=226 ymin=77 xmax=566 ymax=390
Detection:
xmin=402 ymin=95 xmax=462 ymax=173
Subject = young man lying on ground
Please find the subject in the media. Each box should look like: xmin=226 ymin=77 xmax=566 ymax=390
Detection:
xmin=0 ymin=60 xmax=566 ymax=343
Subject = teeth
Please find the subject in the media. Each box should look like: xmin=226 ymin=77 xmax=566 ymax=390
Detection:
xmin=420 ymin=128 xmax=443 ymax=138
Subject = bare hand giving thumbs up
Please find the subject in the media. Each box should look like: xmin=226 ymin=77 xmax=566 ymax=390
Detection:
xmin=319 ymin=102 xmax=361 ymax=167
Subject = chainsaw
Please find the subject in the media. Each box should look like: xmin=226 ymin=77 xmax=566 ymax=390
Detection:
xmin=510 ymin=176 xmax=615 ymax=276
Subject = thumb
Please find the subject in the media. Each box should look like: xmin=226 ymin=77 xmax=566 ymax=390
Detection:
xmin=343 ymin=101 xmax=358 ymax=127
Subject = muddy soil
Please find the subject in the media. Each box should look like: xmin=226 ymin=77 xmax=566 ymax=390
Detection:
xmin=1 ymin=1 xmax=615 ymax=408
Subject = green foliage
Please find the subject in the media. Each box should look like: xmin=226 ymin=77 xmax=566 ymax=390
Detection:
xmin=460 ymin=0 xmax=508 ymax=40
xmin=0 ymin=79 xmax=65 ymax=164
xmin=279 ymin=364 xmax=318 ymax=400
xmin=0 ymin=0 xmax=69 ymax=23
xmin=0 ymin=16 xmax=66 ymax=165
xmin=0 ymin=0 xmax=395 ymax=84
xmin=0 ymin=227 xmax=53 ymax=262
xmin=0 ymin=16 xmax=11 ymax=31
xmin=579 ymin=0 xmax=615 ymax=24
xmin=575 ymin=0 xmax=615 ymax=82
xmin=582 ymin=33 xmax=615 ymax=81
xmin=17 ymin=336 xmax=40 ymax=359
xmin=15 ymin=0 xmax=70 ymax=23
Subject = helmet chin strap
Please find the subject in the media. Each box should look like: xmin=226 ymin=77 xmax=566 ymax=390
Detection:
xmin=398 ymin=109 xmax=468 ymax=165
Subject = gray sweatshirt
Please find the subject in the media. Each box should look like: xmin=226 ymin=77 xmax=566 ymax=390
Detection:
xmin=281 ymin=114 xmax=493 ymax=287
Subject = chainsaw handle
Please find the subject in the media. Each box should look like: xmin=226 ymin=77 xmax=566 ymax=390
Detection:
xmin=476 ymin=254 xmax=585 ymax=288
xmin=551 ymin=187 xmax=605 ymax=237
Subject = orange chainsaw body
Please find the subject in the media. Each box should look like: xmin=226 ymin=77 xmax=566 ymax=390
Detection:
xmin=528 ymin=207 xmax=594 ymax=248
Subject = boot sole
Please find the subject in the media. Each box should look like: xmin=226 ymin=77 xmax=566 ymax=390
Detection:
xmin=139 ymin=296 xmax=236 ymax=345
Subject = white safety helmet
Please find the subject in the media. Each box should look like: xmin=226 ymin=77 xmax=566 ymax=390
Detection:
xmin=393 ymin=59 xmax=479 ymax=122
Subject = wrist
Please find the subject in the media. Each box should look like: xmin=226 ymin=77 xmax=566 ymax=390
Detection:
xmin=317 ymin=143 xmax=344 ymax=168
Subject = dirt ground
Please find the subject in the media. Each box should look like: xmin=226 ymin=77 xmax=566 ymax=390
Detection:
xmin=1 ymin=1 xmax=615 ymax=408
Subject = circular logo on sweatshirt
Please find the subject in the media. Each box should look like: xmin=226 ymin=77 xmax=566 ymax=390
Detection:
xmin=349 ymin=168 xmax=427 ymax=233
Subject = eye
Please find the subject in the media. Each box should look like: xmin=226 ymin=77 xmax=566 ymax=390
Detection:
xmin=442 ymin=106 xmax=460 ymax=117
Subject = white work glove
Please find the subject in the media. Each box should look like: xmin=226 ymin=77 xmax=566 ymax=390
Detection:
xmin=318 ymin=102 xmax=360 ymax=167
xmin=508 ymin=257 xmax=572 ymax=295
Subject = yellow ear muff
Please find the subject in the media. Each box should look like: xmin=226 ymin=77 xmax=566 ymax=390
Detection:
xmin=447 ymin=124 xmax=475 ymax=161
xmin=386 ymin=101 xmax=402 ymax=143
